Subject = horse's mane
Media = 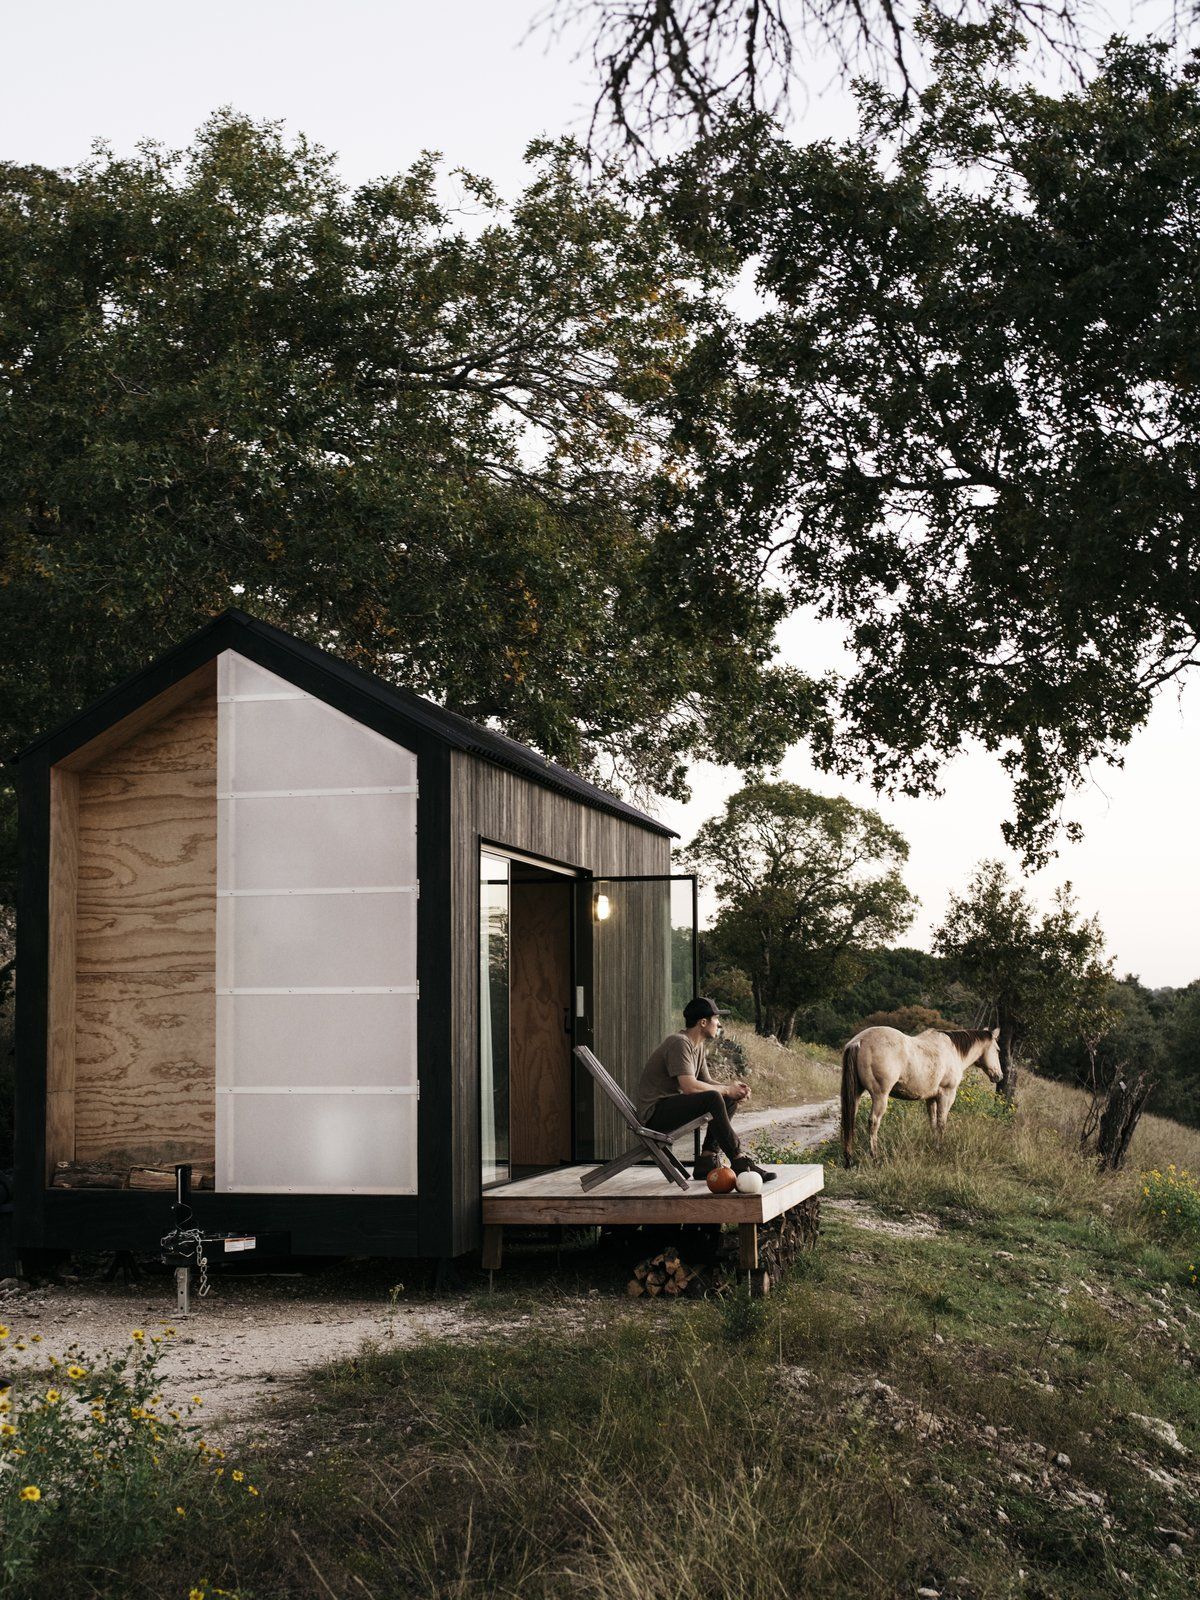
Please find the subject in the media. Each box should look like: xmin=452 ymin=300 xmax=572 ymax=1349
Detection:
xmin=943 ymin=1028 xmax=992 ymax=1058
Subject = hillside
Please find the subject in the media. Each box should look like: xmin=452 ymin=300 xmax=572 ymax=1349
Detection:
xmin=2 ymin=1041 xmax=1197 ymax=1599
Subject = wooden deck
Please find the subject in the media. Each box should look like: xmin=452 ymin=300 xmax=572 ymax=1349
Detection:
xmin=482 ymin=1162 xmax=823 ymax=1228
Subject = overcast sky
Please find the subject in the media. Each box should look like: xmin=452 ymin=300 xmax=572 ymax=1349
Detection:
xmin=5 ymin=1 xmax=1196 ymax=986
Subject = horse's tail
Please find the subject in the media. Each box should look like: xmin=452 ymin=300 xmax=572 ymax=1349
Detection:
xmin=841 ymin=1041 xmax=861 ymax=1168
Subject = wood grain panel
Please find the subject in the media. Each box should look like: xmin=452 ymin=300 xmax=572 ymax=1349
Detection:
xmin=76 ymin=776 xmax=216 ymax=914
xmin=45 ymin=768 xmax=80 ymax=1174
xmin=74 ymin=972 xmax=214 ymax=1165
xmin=58 ymin=661 xmax=216 ymax=772
xmin=509 ymin=882 xmax=572 ymax=1167
xmin=75 ymin=907 xmax=215 ymax=973
xmin=66 ymin=684 xmax=217 ymax=1168
xmin=449 ymin=752 xmax=671 ymax=1248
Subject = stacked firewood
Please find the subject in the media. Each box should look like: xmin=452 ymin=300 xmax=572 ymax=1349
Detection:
xmin=50 ymin=1161 xmax=215 ymax=1191
xmin=624 ymin=1198 xmax=821 ymax=1300
xmin=626 ymin=1247 xmax=702 ymax=1298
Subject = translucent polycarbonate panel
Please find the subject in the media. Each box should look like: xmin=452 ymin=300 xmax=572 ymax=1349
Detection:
xmin=216 ymin=993 xmax=418 ymax=1089
xmin=217 ymin=792 xmax=416 ymax=892
xmin=226 ymin=654 xmax=300 ymax=699
xmin=220 ymin=889 xmax=416 ymax=991
xmin=224 ymin=694 xmax=416 ymax=794
xmin=214 ymin=651 xmax=420 ymax=1193
xmin=217 ymin=1091 xmax=417 ymax=1193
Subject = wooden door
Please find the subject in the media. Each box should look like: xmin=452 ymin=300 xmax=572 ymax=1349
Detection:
xmin=508 ymin=881 xmax=572 ymax=1167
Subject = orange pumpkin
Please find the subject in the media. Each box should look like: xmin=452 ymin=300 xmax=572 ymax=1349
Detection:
xmin=706 ymin=1165 xmax=737 ymax=1194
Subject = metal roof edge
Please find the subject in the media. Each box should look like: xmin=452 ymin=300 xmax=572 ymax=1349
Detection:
xmin=10 ymin=608 xmax=677 ymax=839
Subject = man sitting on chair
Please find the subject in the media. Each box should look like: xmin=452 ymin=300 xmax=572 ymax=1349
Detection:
xmin=634 ymin=998 xmax=775 ymax=1183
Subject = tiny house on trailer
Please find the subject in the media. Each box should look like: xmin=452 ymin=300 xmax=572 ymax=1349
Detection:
xmin=12 ymin=610 xmax=698 ymax=1264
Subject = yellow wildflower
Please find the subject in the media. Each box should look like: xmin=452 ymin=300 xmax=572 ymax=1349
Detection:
xmin=1 ymin=1423 xmax=17 ymax=1437
xmin=30 ymin=1335 xmax=41 ymax=1344
xmin=190 ymin=1589 xmax=206 ymax=1600
xmin=45 ymin=1389 xmax=61 ymax=1406
xmin=232 ymin=1470 xmax=244 ymax=1482
xmin=130 ymin=1329 xmax=145 ymax=1343
xmin=176 ymin=1506 xmax=186 ymax=1517
xmin=191 ymin=1395 xmax=203 ymax=1405
xmin=247 ymin=1484 xmax=259 ymax=1497
xmin=0 ymin=1325 xmax=9 ymax=1339
xmin=0 ymin=1399 xmax=10 ymax=1413
xmin=19 ymin=1485 xmax=41 ymax=1502
xmin=67 ymin=1365 xmax=86 ymax=1381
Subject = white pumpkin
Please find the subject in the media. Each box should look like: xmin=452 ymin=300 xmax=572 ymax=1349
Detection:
xmin=735 ymin=1170 xmax=764 ymax=1196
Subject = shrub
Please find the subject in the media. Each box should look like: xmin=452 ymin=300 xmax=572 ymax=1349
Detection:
xmin=1139 ymin=1163 xmax=1200 ymax=1240
xmin=0 ymin=1320 xmax=257 ymax=1597
xmin=954 ymin=1072 xmax=1015 ymax=1122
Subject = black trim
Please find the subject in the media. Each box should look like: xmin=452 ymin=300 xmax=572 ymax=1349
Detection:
xmin=14 ymin=759 xmax=50 ymax=1248
xmin=416 ymin=742 xmax=457 ymax=1255
xmin=11 ymin=609 xmax=676 ymax=838
xmin=34 ymin=1192 xmax=420 ymax=1257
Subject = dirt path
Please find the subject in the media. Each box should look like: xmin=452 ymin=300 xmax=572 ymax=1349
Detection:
xmin=732 ymin=1096 xmax=840 ymax=1151
xmin=2 ymin=1100 xmax=838 ymax=1434
xmin=0 ymin=1272 xmax=531 ymax=1437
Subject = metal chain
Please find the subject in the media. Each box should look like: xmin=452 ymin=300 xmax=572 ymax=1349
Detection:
xmin=160 ymin=1227 xmax=212 ymax=1298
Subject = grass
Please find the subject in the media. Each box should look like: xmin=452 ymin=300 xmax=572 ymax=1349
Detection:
xmin=5 ymin=1052 xmax=1199 ymax=1599
xmin=717 ymin=1021 xmax=840 ymax=1108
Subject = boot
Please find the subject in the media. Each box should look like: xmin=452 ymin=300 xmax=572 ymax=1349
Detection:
xmin=693 ymin=1151 xmax=721 ymax=1183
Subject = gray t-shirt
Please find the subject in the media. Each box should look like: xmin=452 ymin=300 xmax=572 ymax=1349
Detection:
xmin=634 ymin=1031 xmax=714 ymax=1123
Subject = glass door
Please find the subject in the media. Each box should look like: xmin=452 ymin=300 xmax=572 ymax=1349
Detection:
xmin=479 ymin=851 xmax=510 ymax=1187
xmin=577 ymin=875 xmax=698 ymax=1161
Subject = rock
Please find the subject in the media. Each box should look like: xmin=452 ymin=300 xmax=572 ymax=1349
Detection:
xmin=982 ymin=1424 xmax=998 ymax=1440
xmin=917 ymin=1589 xmax=940 ymax=1598
xmin=995 ymin=1508 xmax=1010 ymax=1526
xmin=1130 ymin=1414 xmax=1189 ymax=1456
xmin=872 ymin=1379 xmax=896 ymax=1401
xmin=1167 ymin=1544 xmax=1184 ymax=1561
xmin=996 ymin=1251 xmax=1014 ymax=1262
xmin=0 ymin=1277 xmax=21 ymax=1293
xmin=1054 ymin=1452 xmax=1071 ymax=1469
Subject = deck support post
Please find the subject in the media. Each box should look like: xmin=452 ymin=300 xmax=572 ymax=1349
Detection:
xmin=481 ymin=1225 xmax=503 ymax=1273
xmin=737 ymin=1223 xmax=758 ymax=1271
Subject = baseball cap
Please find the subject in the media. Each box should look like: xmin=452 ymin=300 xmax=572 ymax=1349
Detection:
xmin=683 ymin=996 xmax=723 ymax=1026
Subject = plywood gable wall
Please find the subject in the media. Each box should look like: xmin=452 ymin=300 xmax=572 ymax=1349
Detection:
xmin=46 ymin=668 xmax=218 ymax=1175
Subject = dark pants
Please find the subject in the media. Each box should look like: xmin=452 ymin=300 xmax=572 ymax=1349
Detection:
xmin=645 ymin=1089 xmax=741 ymax=1162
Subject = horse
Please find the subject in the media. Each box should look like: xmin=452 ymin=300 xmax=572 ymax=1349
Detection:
xmin=840 ymin=1026 xmax=1003 ymax=1165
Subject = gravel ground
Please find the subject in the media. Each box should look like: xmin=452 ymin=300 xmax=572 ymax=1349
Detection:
xmin=2 ymin=1100 xmax=837 ymax=1434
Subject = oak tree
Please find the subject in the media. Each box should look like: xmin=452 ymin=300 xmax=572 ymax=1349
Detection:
xmin=0 ymin=113 xmax=810 ymax=904
xmin=686 ymin=781 xmax=916 ymax=1041
xmin=655 ymin=22 xmax=1200 ymax=863
xmin=933 ymin=859 xmax=1110 ymax=1099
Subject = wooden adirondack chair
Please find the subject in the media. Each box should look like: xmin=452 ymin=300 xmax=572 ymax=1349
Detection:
xmin=573 ymin=1045 xmax=708 ymax=1191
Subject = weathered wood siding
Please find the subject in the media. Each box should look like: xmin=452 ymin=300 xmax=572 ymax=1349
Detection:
xmin=450 ymin=752 xmax=671 ymax=1251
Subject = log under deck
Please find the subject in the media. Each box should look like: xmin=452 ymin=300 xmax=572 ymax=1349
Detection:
xmin=482 ymin=1162 xmax=823 ymax=1227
